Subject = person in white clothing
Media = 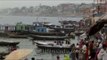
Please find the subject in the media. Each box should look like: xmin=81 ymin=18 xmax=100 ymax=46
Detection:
xmin=75 ymin=43 xmax=79 ymax=60
xmin=98 ymin=42 xmax=102 ymax=49
xmin=97 ymin=44 xmax=107 ymax=60
xmin=82 ymin=44 xmax=86 ymax=53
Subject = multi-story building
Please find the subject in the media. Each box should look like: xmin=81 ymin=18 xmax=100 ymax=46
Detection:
xmin=0 ymin=25 xmax=15 ymax=32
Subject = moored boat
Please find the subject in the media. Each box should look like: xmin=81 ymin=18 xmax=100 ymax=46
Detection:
xmin=35 ymin=40 xmax=71 ymax=54
xmin=0 ymin=40 xmax=20 ymax=60
xmin=30 ymin=34 xmax=66 ymax=40
xmin=0 ymin=40 xmax=19 ymax=46
xmin=6 ymin=31 xmax=28 ymax=38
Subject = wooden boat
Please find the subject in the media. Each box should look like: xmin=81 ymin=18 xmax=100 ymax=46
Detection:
xmin=0 ymin=40 xmax=19 ymax=46
xmin=36 ymin=45 xmax=71 ymax=54
xmin=44 ymin=24 xmax=75 ymax=33
xmin=75 ymin=31 xmax=84 ymax=36
xmin=0 ymin=41 xmax=20 ymax=60
xmin=35 ymin=41 xmax=71 ymax=54
xmin=10 ymin=30 xmax=65 ymax=36
xmin=6 ymin=31 xmax=65 ymax=39
xmin=29 ymin=32 xmax=65 ymax=36
xmin=6 ymin=31 xmax=28 ymax=38
xmin=30 ymin=34 xmax=66 ymax=40
xmin=8 ymin=34 xmax=27 ymax=38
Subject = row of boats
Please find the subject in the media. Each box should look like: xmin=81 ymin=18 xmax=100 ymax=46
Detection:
xmin=0 ymin=30 xmax=75 ymax=59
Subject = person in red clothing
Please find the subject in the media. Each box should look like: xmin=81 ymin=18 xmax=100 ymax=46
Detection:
xmin=90 ymin=41 xmax=94 ymax=50
xmin=85 ymin=43 xmax=89 ymax=60
xmin=11 ymin=46 xmax=17 ymax=51
xmin=103 ymin=40 xmax=107 ymax=47
xmin=79 ymin=39 xmax=84 ymax=48
xmin=90 ymin=41 xmax=96 ymax=60
xmin=86 ymin=48 xmax=89 ymax=60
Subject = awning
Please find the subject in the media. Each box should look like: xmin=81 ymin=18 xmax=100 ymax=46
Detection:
xmin=5 ymin=49 xmax=33 ymax=60
xmin=87 ymin=13 xmax=107 ymax=36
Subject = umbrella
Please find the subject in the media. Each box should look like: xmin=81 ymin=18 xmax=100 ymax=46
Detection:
xmin=87 ymin=13 xmax=107 ymax=36
xmin=5 ymin=49 xmax=33 ymax=60
xmin=87 ymin=20 xmax=104 ymax=36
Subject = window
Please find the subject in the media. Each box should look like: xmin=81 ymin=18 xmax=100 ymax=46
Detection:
xmin=41 ymin=29 xmax=44 ymax=32
xmin=37 ymin=29 xmax=40 ymax=32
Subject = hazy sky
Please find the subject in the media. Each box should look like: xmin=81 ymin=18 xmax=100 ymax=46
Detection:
xmin=0 ymin=0 xmax=94 ymax=9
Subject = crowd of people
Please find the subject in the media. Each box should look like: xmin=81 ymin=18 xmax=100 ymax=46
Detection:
xmin=69 ymin=38 xmax=107 ymax=60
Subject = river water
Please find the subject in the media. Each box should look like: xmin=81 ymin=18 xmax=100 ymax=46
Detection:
xmin=0 ymin=16 xmax=83 ymax=25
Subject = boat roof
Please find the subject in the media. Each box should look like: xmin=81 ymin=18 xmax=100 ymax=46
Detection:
xmin=35 ymin=41 xmax=50 ymax=45
xmin=0 ymin=40 xmax=19 ymax=43
xmin=0 ymin=40 xmax=20 ymax=46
